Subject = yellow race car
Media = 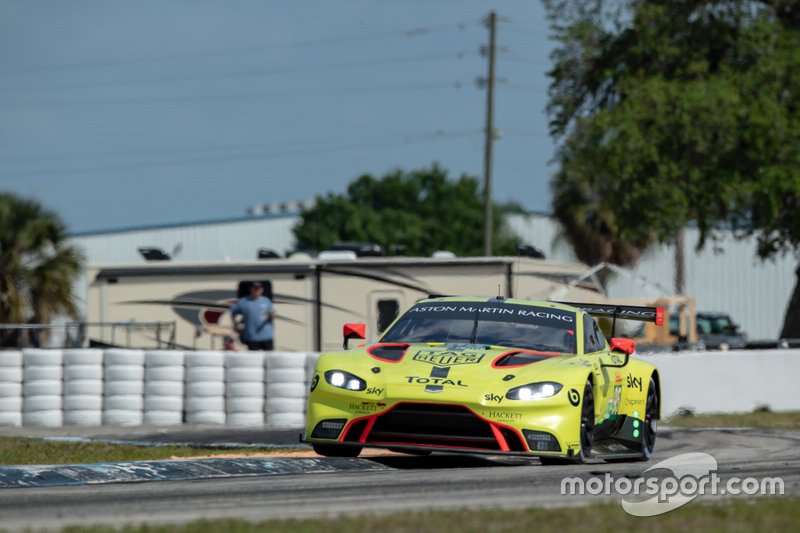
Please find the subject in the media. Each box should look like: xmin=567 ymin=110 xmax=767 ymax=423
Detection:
xmin=304 ymin=296 xmax=663 ymax=464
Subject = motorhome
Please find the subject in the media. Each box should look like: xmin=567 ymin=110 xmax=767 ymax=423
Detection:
xmin=85 ymin=256 xmax=606 ymax=352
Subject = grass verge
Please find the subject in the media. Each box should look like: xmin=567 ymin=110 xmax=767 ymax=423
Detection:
xmin=63 ymin=496 xmax=798 ymax=533
xmin=665 ymin=410 xmax=800 ymax=429
xmin=0 ymin=437 xmax=279 ymax=465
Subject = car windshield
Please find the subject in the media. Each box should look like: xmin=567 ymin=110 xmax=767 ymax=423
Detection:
xmin=698 ymin=315 xmax=735 ymax=335
xmin=381 ymin=301 xmax=577 ymax=354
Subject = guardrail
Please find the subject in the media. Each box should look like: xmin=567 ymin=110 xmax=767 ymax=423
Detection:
xmin=0 ymin=322 xmax=177 ymax=350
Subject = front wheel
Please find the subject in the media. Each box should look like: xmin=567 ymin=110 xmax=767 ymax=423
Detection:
xmin=540 ymin=380 xmax=594 ymax=465
xmin=312 ymin=443 xmax=362 ymax=457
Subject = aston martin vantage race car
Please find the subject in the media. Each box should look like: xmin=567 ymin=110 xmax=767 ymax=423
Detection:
xmin=304 ymin=296 xmax=663 ymax=464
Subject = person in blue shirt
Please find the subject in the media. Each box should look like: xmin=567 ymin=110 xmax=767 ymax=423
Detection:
xmin=230 ymin=282 xmax=275 ymax=351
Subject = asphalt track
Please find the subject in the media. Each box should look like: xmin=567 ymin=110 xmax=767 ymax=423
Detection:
xmin=1 ymin=428 xmax=799 ymax=530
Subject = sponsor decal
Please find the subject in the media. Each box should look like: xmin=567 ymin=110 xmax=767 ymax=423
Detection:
xmin=484 ymin=393 xmax=503 ymax=403
xmin=404 ymin=303 xmax=575 ymax=327
xmin=626 ymin=374 xmax=642 ymax=392
xmin=624 ymin=398 xmax=645 ymax=407
xmin=485 ymin=410 xmax=521 ymax=420
xmin=405 ymin=376 xmax=467 ymax=387
xmin=348 ymin=401 xmax=386 ymax=413
xmin=413 ymin=350 xmax=485 ymax=366
xmin=365 ymin=386 xmax=384 ymax=396
xmin=567 ymin=389 xmax=581 ymax=406
xmin=604 ymin=385 xmax=622 ymax=420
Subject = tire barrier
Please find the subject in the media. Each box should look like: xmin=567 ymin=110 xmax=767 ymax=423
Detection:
xmin=184 ymin=351 xmax=226 ymax=425
xmin=144 ymin=350 xmax=184 ymax=426
xmin=265 ymin=352 xmax=307 ymax=429
xmin=0 ymin=350 xmax=23 ymax=427
xmin=21 ymin=349 xmax=63 ymax=427
xmin=225 ymin=353 xmax=265 ymax=426
xmin=63 ymin=349 xmax=104 ymax=426
xmin=102 ymin=349 xmax=145 ymax=426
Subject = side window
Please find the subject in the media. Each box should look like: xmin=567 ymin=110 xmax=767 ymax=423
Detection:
xmin=376 ymin=299 xmax=400 ymax=333
xmin=583 ymin=314 xmax=604 ymax=353
xmin=591 ymin=319 xmax=607 ymax=351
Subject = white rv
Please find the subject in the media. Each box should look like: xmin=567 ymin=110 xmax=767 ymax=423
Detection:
xmin=85 ymin=256 xmax=606 ymax=352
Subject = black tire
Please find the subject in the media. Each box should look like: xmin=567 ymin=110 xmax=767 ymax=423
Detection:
xmin=540 ymin=380 xmax=594 ymax=465
xmin=604 ymin=376 xmax=658 ymax=463
xmin=638 ymin=377 xmax=658 ymax=460
xmin=312 ymin=443 xmax=362 ymax=457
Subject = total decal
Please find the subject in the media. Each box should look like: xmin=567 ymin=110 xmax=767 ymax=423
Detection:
xmin=404 ymin=376 xmax=467 ymax=387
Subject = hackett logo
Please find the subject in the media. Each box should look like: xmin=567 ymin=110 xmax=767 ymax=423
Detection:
xmin=413 ymin=350 xmax=485 ymax=366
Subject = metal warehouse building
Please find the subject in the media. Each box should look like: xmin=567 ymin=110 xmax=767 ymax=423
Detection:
xmin=71 ymin=212 xmax=797 ymax=340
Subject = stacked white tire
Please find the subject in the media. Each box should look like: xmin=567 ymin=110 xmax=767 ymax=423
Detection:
xmin=225 ymin=353 xmax=265 ymax=426
xmin=102 ymin=349 xmax=145 ymax=426
xmin=63 ymin=349 xmax=103 ymax=426
xmin=144 ymin=351 xmax=184 ymax=425
xmin=265 ymin=352 xmax=307 ymax=428
xmin=22 ymin=349 xmax=63 ymax=427
xmin=0 ymin=350 xmax=23 ymax=426
xmin=185 ymin=351 xmax=225 ymax=425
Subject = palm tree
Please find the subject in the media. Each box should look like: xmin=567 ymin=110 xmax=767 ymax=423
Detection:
xmin=551 ymin=169 xmax=649 ymax=287
xmin=0 ymin=193 xmax=84 ymax=346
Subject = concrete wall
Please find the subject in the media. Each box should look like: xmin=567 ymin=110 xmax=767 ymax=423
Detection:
xmin=638 ymin=350 xmax=800 ymax=416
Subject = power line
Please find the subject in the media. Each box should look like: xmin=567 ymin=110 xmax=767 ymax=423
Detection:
xmin=0 ymin=129 xmax=482 ymax=180
xmin=0 ymin=80 xmax=467 ymax=110
xmin=504 ymin=81 xmax=548 ymax=93
xmin=501 ymin=55 xmax=550 ymax=67
xmin=0 ymin=51 xmax=476 ymax=95
xmin=0 ymin=128 xmax=480 ymax=165
xmin=0 ymin=22 xmax=475 ymax=77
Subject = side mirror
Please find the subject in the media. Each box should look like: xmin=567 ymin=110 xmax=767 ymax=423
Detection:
xmin=610 ymin=337 xmax=635 ymax=355
xmin=343 ymin=323 xmax=366 ymax=349
xmin=602 ymin=337 xmax=635 ymax=368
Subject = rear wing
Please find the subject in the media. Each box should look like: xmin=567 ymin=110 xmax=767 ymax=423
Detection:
xmin=557 ymin=302 xmax=665 ymax=339
xmin=556 ymin=302 xmax=665 ymax=325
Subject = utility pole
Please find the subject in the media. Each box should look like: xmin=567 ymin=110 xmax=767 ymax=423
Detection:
xmin=482 ymin=10 xmax=497 ymax=257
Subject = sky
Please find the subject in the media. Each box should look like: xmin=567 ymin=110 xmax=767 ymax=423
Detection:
xmin=0 ymin=0 xmax=557 ymax=233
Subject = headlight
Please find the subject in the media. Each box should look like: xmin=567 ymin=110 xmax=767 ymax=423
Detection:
xmin=324 ymin=370 xmax=366 ymax=391
xmin=506 ymin=381 xmax=562 ymax=400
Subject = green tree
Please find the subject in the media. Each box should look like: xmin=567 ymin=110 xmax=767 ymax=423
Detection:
xmin=544 ymin=1 xmax=800 ymax=335
xmin=293 ymin=164 xmax=521 ymax=257
xmin=0 ymin=193 xmax=84 ymax=346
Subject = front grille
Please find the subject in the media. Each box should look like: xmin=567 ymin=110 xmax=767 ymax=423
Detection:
xmin=345 ymin=403 xmax=524 ymax=451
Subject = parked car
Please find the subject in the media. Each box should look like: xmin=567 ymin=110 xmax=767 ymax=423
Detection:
xmin=670 ymin=312 xmax=746 ymax=350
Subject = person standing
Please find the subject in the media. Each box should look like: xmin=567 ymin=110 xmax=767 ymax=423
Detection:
xmin=229 ymin=282 xmax=275 ymax=351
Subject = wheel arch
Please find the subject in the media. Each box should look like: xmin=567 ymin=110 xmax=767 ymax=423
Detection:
xmin=650 ymin=370 xmax=661 ymax=420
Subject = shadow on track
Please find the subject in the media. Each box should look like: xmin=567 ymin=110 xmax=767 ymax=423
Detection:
xmin=366 ymin=453 xmax=538 ymax=470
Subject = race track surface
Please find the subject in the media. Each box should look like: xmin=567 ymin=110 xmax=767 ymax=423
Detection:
xmin=1 ymin=428 xmax=798 ymax=530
